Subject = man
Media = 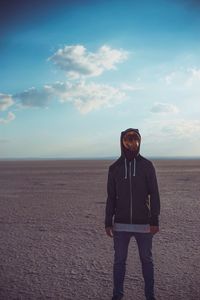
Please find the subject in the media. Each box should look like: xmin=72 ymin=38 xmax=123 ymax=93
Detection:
xmin=105 ymin=128 xmax=160 ymax=300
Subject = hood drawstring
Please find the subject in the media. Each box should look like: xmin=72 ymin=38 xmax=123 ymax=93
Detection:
xmin=124 ymin=158 xmax=127 ymax=179
xmin=124 ymin=158 xmax=136 ymax=178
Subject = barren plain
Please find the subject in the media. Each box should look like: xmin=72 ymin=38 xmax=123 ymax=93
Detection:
xmin=0 ymin=159 xmax=200 ymax=300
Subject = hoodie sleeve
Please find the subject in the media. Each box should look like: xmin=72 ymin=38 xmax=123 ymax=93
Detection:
xmin=105 ymin=167 xmax=116 ymax=228
xmin=147 ymin=162 xmax=160 ymax=226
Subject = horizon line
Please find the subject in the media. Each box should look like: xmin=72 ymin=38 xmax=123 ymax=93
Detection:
xmin=0 ymin=156 xmax=200 ymax=161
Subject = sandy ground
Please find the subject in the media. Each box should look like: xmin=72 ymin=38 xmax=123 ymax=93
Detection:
xmin=0 ymin=159 xmax=200 ymax=300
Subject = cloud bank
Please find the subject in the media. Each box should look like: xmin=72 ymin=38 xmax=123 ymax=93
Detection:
xmin=11 ymin=80 xmax=126 ymax=114
xmin=0 ymin=44 xmax=130 ymax=123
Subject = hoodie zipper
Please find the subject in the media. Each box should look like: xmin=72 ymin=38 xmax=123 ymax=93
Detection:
xmin=133 ymin=158 xmax=136 ymax=176
xmin=129 ymin=161 xmax=133 ymax=223
xmin=129 ymin=158 xmax=136 ymax=223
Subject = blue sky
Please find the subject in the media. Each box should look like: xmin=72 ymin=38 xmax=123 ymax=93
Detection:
xmin=1 ymin=0 xmax=200 ymax=158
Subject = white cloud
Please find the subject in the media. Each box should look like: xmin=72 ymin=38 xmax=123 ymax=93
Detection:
xmin=47 ymin=81 xmax=126 ymax=114
xmin=0 ymin=112 xmax=15 ymax=124
xmin=48 ymin=44 xmax=128 ymax=79
xmin=151 ymin=102 xmax=179 ymax=114
xmin=120 ymin=83 xmax=143 ymax=91
xmin=163 ymin=68 xmax=200 ymax=88
xmin=14 ymin=86 xmax=52 ymax=108
xmin=186 ymin=68 xmax=200 ymax=87
xmin=0 ymin=93 xmax=14 ymax=111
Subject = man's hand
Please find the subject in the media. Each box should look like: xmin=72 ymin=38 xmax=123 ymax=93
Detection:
xmin=105 ymin=226 xmax=113 ymax=238
xmin=150 ymin=226 xmax=159 ymax=235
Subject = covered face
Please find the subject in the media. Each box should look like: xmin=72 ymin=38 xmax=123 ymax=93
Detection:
xmin=122 ymin=130 xmax=140 ymax=151
xmin=120 ymin=128 xmax=141 ymax=159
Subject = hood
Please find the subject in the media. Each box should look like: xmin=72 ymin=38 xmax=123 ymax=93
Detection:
xmin=120 ymin=128 xmax=141 ymax=160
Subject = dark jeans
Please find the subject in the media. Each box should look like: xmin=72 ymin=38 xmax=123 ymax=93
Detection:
xmin=113 ymin=231 xmax=155 ymax=300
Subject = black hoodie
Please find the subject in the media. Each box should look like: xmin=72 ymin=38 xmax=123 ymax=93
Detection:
xmin=105 ymin=128 xmax=160 ymax=228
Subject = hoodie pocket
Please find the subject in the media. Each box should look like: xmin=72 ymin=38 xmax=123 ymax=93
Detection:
xmin=145 ymin=195 xmax=151 ymax=217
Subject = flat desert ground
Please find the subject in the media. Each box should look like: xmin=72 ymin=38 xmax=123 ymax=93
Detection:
xmin=0 ymin=159 xmax=200 ymax=300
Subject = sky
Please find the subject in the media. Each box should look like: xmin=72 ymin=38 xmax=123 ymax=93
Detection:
xmin=1 ymin=0 xmax=200 ymax=159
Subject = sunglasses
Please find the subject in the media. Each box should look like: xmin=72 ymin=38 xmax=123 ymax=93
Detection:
xmin=123 ymin=132 xmax=140 ymax=142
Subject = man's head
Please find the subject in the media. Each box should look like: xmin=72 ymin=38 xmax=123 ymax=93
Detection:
xmin=122 ymin=130 xmax=140 ymax=152
xmin=121 ymin=128 xmax=141 ymax=159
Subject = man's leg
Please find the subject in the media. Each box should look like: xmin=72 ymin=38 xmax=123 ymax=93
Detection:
xmin=112 ymin=231 xmax=131 ymax=298
xmin=134 ymin=233 xmax=156 ymax=300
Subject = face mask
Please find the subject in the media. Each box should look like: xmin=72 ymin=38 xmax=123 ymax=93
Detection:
xmin=122 ymin=132 xmax=140 ymax=152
